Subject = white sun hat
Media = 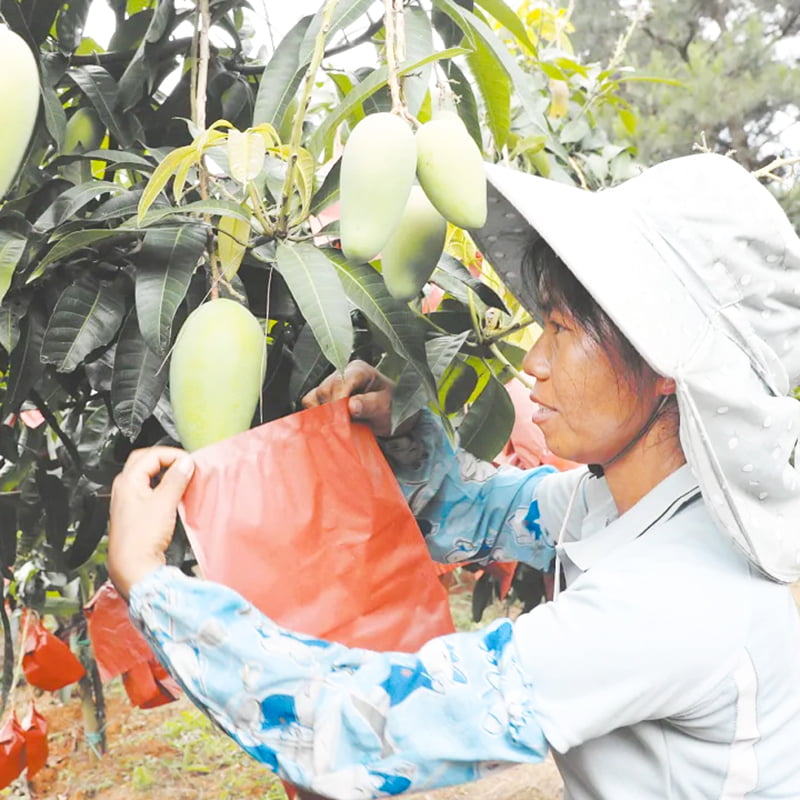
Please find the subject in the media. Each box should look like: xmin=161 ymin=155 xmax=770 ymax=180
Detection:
xmin=471 ymin=153 xmax=800 ymax=583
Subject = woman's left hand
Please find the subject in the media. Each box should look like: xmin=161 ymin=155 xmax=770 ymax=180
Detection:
xmin=108 ymin=446 xmax=195 ymax=602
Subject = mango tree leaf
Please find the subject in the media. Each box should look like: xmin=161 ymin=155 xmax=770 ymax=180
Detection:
xmin=309 ymin=158 xmax=341 ymax=216
xmin=288 ymin=322 xmax=332 ymax=408
xmin=432 ymin=254 xmax=508 ymax=311
xmin=0 ymin=233 xmax=26 ymax=305
xmin=432 ymin=0 xmax=564 ymax=154
xmin=217 ymin=215 xmax=250 ymax=280
xmin=65 ymin=494 xmax=109 ymax=569
xmin=457 ymin=371 xmax=515 ymax=460
xmin=2 ymin=303 xmax=47 ymax=417
xmin=392 ymin=331 xmax=469 ymax=431
xmin=252 ymin=15 xmax=313 ymax=128
xmin=275 ymin=242 xmax=353 ymax=374
xmin=41 ymin=85 xmax=67 ymax=153
xmin=41 ymin=276 xmax=128 ymax=372
xmin=404 ymin=6 xmax=435 ymax=118
xmin=299 ymin=0 xmax=375 ymax=66
xmin=323 ymin=248 xmax=437 ymax=402
xmin=309 ymin=47 xmax=471 ymax=157
xmin=139 ymin=198 xmax=251 ymax=227
xmin=135 ymin=224 xmax=207 ymax=356
xmin=34 ymin=181 xmax=125 ymax=231
xmin=443 ymin=61 xmax=482 ymax=147
xmin=56 ymin=0 xmax=91 ymax=53
xmin=111 ymin=308 xmax=169 ymax=440
xmin=26 ymin=229 xmax=139 ymax=284
xmin=474 ymin=0 xmax=536 ymax=55
xmin=35 ymin=468 xmax=69 ymax=554
xmin=467 ymin=29 xmax=511 ymax=149
xmin=68 ymin=65 xmax=134 ymax=148
xmin=228 ymin=129 xmax=266 ymax=184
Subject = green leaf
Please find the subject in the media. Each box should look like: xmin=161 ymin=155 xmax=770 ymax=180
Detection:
xmin=135 ymin=225 xmax=207 ymax=356
xmin=275 ymin=242 xmax=353 ymax=374
xmin=227 ymin=129 xmax=266 ymax=184
xmin=252 ymin=15 xmax=313 ymax=128
xmin=404 ymin=6 xmax=435 ymax=118
xmin=139 ymin=198 xmax=252 ymax=227
xmin=323 ymin=249 xmax=437 ymax=400
xmin=0 ymin=233 xmax=26 ymax=305
xmin=474 ymin=0 xmax=536 ymax=55
xmin=69 ymin=65 xmax=133 ymax=148
xmin=309 ymin=47 xmax=471 ymax=157
xmin=309 ymin=158 xmax=341 ymax=216
xmin=34 ymin=181 xmax=125 ymax=231
xmin=56 ymin=0 xmax=91 ymax=53
xmin=299 ymin=0 xmax=375 ymax=66
xmin=444 ymin=61 xmax=483 ymax=148
xmin=432 ymin=0 xmax=564 ymax=155
xmin=288 ymin=322 xmax=332 ymax=409
xmin=41 ymin=85 xmax=67 ymax=153
xmin=467 ymin=29 xmax=512 ymax=148
xmin=26 ymin=229 xmax=139 ymax=284
xmin=392 ymin=331 xmax=469 ymax=431
xmin=2 ymin=304 xmax=47 ymax=417
xmin=111 ymin=308 xmax=169 ymax=441
xmin=458 ymin=372 xmax=515 ymax=460
xmin=41 ymin=276 xmax=127 ymax=372
xmin=433 ymin=254 xmax=509 ymax=311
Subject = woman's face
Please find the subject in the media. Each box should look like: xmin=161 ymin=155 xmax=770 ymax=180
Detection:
xmin=522 ymin=308 xmax=663 ymax=465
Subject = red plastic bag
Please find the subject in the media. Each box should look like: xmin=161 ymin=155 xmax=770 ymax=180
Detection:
xmin=22 ymin=618 xmax=86 ymax=692
xmin=85 ymin=582 xmax=164 ymax=683
xmin=20 ymin=705 xmax=47 ymax=777
xmin=0 ymin=714 xmax=25 ymax=789
xmin=122 ymin=660 xmax=180 ymax=709
xmin=179 ymin=399 xmax=455 ymax=652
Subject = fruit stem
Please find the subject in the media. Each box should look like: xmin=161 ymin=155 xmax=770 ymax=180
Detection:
xmin=384 ymin=0 xmax=413 ymax=123
xmin=276 ymin=0 xmax=340 ymax=237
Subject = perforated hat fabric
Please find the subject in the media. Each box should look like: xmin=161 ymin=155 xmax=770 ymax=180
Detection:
xmin=471 ymin=153 xmax=800 ymax=582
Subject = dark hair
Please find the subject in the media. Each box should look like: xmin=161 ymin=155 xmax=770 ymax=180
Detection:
xmin=522 ymin=237 xmax=653 ymax=389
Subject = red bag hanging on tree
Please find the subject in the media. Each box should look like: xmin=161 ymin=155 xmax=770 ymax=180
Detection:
xmin=179 ymin=399 xmax=455 ymax=652
xmin=0 ymin=714 xmax=26 ymax=789
xmin=22 ymin=617 xmax=86 ymax=692
xmin=20 ymin=705 xmax=47 ymax=777
xmin=122 ymin=660 xmax=180 ymax=709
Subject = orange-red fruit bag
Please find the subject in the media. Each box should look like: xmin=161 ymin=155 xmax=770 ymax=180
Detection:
xmin=178 ymin=399 xmax=455 ymax=652
xmin=22 ymin=619 xmax=86 ymax=691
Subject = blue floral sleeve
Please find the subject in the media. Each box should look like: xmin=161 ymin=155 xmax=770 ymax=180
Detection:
xmin=379 ymin=411 xmax=558 ymax=571
xmin=129 ymin=566 xmax=548 ymax=798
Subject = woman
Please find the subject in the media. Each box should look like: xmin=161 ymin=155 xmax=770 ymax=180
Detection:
xmin=109 ymin=153 xmax=800 ymax=799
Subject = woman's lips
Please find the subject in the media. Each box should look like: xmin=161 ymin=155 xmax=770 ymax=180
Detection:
xmin=531 ymin=397 xmax=557 ymax=425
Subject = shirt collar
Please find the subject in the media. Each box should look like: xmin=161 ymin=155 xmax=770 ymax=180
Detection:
xmin=559 ymin=464 xmax=700 ymax=574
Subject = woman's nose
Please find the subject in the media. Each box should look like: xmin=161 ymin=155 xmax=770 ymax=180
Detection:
xmin=522 ymin=337 xmax=549 ymax=381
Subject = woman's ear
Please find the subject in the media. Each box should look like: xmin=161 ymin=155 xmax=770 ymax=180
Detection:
xmin=656 ymin=376 xmax=677 ymax=396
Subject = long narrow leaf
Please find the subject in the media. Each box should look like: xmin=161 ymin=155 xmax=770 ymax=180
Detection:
xmin=467 ymin=30 xmax=512 ymax=148
xmin=252 ymin=15 xmax=313 ymax=128
xmin=112 ymin=309 xmax=169 ymax=440
xmin=458 ymin=371 xmax=515 ymax=460
xmin=474 ymin=0 xmax=536 ymax=55
xmin=41 ymin=276 xmax=127 ymax=372
xmin=404 ymin=6 xmax=435 ymax=118
xmin=34 ymin=181 xmax=124 ymax=230
xmin=2 ymin=304 xmax=47 ymax=417
xmin=69 ymin=65 xmax=133 ymax=148
xmin=0 ymin=233 xmax=26 ymax=304
xmin=323 ymin=248 xmax=437 ymax=401
xmin=275 ymin=242 xmax=353 ymax=374
xmin=135 ymin=225 xmax=207 ymax=356
xmin=299 ymin=0 xmax=376 ymax=66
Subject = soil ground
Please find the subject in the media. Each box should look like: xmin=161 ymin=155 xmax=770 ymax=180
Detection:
xmin=2 ymin=581 xmax=798 ymax=800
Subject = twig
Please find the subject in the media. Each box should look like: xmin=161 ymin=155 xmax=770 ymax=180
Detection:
xmin=751 ymin=154 xmax=800 ymax=181
xmin=383 ymin=0 xmax=413 ymax=122
xmin=30 ymin=389 xmax=84 ymax=474
xmin=276 ymin=0 xmax=341 ymax=236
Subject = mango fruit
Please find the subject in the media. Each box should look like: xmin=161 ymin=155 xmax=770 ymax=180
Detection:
xmin=381 ymin=186 xmax=446 ymax=301
xmin=169 ymin=299 xmax=267 ymax=452
xmin=339 ymin=112 xmax=416 ymax=262
xmin=415 ymin=116 xmax=487 ymax=230
xmin=63 ymin=107 xmax=104 ymax=154
xmin=0 ymin=25 xmax=40 ymax=199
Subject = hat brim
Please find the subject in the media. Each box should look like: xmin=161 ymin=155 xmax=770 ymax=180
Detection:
xmin=471 ymin=163 xmax=710 ymax=378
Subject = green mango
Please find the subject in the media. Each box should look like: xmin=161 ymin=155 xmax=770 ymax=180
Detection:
xmin=339 ymin=112 xmax=417 ymax=262
xmin=63 ymin=107 xmax=105 ymax=154
xmin=0 ymin=25 xmax=40 ymax=199
xmin=169 ymin=299 xmax=267 ymax=452
xmin=416 ymin=116 xmax=487 ymax=230
xmin=381 ymin=186 xmax=447 ymax=301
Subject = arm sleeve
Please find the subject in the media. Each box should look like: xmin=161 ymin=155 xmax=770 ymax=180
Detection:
xmin=129 ymin=566 xmax=548 ymax=799
xmin=379 ymin=411 xmax=558 ymax=571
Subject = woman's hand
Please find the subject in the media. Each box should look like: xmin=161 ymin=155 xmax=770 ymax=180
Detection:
xmin=108 ymin=446 xmax=195 ymax=602
xmin=302 ymin=360 xmax=406 ymax=438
